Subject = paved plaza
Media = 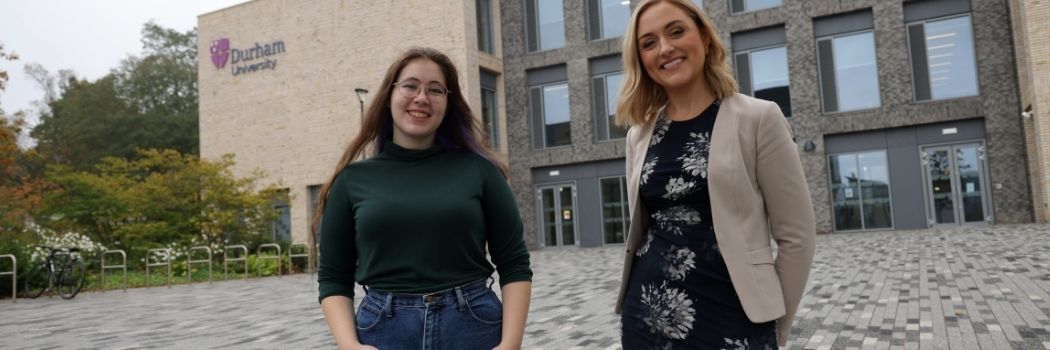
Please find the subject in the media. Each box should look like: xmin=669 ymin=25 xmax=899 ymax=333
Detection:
xmin=2 ymin=224 xmax=1049 ymax=349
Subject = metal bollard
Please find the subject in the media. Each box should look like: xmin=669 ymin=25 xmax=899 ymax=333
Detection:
xmin=186 ymin=246 xmax=212 ymax=284
xmin=288 ymin=243 xmax=310 ymax=275
xmin=224 ymin=245 xmax=249 ymax=280
xmin=100 ymin=250 xmax=127 ymax=292
xmin=257 ymin=244 xmax=281 ymax=278
xmin=145 ymin=249 xmax=172 ymax=288
xmin=0 ymin=255 xmax=14 ymax=303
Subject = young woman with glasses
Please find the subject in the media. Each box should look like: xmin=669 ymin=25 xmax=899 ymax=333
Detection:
xmin=315 ymin=47 xmax=532 ymax=350
xmin=614 ymin=1 xmax=816 ymax=348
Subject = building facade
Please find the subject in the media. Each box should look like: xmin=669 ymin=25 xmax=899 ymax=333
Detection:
xmin=501 ymin=0 xmax=1034 ymax=250
xmin=198 ymin=0 xmax=509 ymax=245
xmin=199 ymin=0 xmax=1041 ymax=250
xmin=1008 ymin=0 xmax=1050 ymax=223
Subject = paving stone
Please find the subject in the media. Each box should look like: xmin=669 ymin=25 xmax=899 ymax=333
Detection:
xmin=1 ymin=224 xmax=1048 ymax=349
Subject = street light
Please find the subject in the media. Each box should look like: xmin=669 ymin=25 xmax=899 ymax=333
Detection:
xmin=354 ymin=88 xmax=369 ymax=124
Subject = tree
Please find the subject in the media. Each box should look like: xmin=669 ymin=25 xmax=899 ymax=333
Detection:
xmin=30 ymin=22 xmax=199 ymax=171
xmin=40 ymin=149 xmax=287 ymax=255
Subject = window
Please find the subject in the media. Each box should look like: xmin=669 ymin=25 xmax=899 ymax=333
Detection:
xmin=600 ymin=176 xmax=630 ymax=244
xmin=477 ymin=0 xmax=495 ymax=53
xmin=815 ymin=11 xmax=881 ymax=113
xmin=272 ymin=189 xmax=291 ymax=242
xmin=308 ymin=185 xmax=322 ymax=239
xmin=480 ymin=70 xmax=500 ymax=149
xmin=730 ymin=0 xmax=780 ymax=14
xmin=591 ymin=55 xmax=626 ymax=141
xmin=829 ymin=151 xmax=892 ymax=231
xmin=593 ymin=73 xmax=626 ymax=141
xmin=906 ymin=0 xmax=978 ymax=101
xmin=733 ymin=26 xmax=791 ymax=116
xmin=526 ymin=0 xmax=565 ymax=52
xmin=587 ymin=0 xmax=630 ymax=41
xmin=529 ymin=66 xmax=571 ymax=149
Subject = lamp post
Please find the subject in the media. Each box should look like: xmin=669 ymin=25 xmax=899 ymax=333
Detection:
xmin=354 ymin=88 xmax=369 ymax=125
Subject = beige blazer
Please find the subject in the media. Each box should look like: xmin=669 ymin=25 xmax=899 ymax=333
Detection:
xmin=615 ymin=93 xmax=816 ymax=346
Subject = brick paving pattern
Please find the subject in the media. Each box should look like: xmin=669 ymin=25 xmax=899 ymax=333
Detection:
xmin=2 ymin=224 xmax=1048 ymax=349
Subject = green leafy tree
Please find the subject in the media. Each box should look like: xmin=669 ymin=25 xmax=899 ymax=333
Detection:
xmin=30 ymin=22 xmax=198 ymax=171
xmin=40 ymin=150 xmax=288 ymax=255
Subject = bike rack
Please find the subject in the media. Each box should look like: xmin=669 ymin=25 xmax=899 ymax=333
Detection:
xmin=100 ymin=250 xmax=127 ymax=292
xmin=186 ymin=246 xmax=212 ymax=284
xmin=257 ymin=244 xmax=281 ymax=278
xmin=0 ymin=255 xmax=14 ymax=303
xmin=145 ymin=248 xmax=172 ymax=288
xmin=288 ymin=243 xmax=310 ymax=275
xmin=224 ymin=245 xmax=249 ymax=280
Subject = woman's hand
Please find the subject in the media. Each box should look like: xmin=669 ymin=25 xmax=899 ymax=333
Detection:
xmin=492 ymin=343 xmax=519 ymax=350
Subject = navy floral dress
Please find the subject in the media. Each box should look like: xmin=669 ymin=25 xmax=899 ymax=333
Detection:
xmin=621 ymin=100 xmax=777 ymax=350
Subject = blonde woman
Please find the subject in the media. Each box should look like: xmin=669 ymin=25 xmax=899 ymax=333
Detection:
xmin=614 ymin=1 xmax=816 ymax=348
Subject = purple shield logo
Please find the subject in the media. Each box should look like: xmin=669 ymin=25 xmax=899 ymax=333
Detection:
xmin=210 ymin=38 xmax=230 ymax=69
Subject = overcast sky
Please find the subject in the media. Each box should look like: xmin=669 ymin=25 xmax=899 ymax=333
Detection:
xmin=0 ymin=0 xmax=250 ymax=122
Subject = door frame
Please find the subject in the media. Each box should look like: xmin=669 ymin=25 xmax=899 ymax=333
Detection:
xmin=919 ymin=140 xmax=993 ymax=228
xmin=534 ymin=182 xmax=579 ymax=247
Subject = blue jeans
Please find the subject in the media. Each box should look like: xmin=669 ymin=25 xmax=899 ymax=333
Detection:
xmin=355 ymin=279 xmax=503 ymax=350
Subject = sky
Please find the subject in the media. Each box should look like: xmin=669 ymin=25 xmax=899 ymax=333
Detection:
xmin=0 ymin=0 xmax=250 ymax=123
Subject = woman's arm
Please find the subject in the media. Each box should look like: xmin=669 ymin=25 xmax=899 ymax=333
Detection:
xmin=317 ymin=170 xmax=367 ymax=348
xmin=754 ymin=101 xmax=816 ymax=346
xmin=494 ymin=281 xmax=532 ymax=350
xmin=321 ymin=296 xmax=376 ymax=350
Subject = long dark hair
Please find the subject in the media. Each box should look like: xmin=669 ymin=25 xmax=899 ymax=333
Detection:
xmin=310 ymin=47 xmax=507 ymax=239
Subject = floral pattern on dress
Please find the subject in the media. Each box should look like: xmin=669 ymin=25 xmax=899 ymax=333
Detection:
xmin=679 ymin=132 xmax=712 ymax=179
xmin=661 ymin=246 xmax=696 ymax=281
xmin=662 ymin=177 xmax=695 ymax=200
xmin=640 ymin=281 xmax=696 ymax=339
xmin=650 ymin=115 xmax=671 ymax=147
xmin=641 ymin=156 xmax=659 ymax=186
xmin=650 ymin=205 xmax=702 ymax=236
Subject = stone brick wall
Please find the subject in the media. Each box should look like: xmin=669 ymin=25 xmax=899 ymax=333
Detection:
xmin=1008 ymin=0 xmax=1050 ymax=223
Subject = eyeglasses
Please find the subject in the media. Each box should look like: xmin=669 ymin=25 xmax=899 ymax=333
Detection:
xmin=393 ymin=80 xmax=452 ymax=100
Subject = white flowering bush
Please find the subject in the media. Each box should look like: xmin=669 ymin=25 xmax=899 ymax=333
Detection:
xmin=29 ymin=228 xmax=108 ymax=265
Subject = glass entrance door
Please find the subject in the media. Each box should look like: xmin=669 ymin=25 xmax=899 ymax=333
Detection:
xmin=538 ymin=184 xmax=577 ymax=247
xmin=921 ymin=142 xmax=990 ymax=227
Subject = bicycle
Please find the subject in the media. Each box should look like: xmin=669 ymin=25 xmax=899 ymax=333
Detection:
xmin=22 ymin=246 xmax=86 ymax=299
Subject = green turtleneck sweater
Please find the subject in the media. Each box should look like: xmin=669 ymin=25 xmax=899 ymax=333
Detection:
xmin=317 ymin=142 xmax=532 ymax=303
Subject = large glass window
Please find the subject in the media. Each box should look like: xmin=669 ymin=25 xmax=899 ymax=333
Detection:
xmin=530 ymin=82 xmax=571 ymax=148
xmin=477 ymin=0 xmax=495 ymax=54
xmin=600 ymin=176 xmax=630 ymax=244
xmin=735 ymin=46 xmax=791 ymax=116
xmin=730 ymin=0 xmax=781 ymax=14
xmin=593 ymin=72 xmax=627 ymax=141
xmin=817 ymin=31 xmax=881 ymax=113
xmin=908 ymin=15 xmax=978 ymax=101
xmin=526 ymin=0 xmax=565 ymax=52
xmin=587 ymin=0 xmax=630 ymax=41
xmin=829 ymin=151 xmax=892 ymax=231
xmin=481 ymin=87 xmax=499 ymax=149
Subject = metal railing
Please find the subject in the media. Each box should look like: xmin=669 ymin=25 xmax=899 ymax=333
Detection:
xmin=224 ymin=245 xmax=248 ymax=280
xmin=187 ymin=246 xmax=212 ymax=284
xmin=145 ymin=248 xmax=172 ymax=288
xmin=1 ymin=255 xmax=14 ymax=303
xmin=256 ymin=244 xmax=281 ymax=278
xmin=288 ymin=243 xmax=310 ymax=275
xmin=100 ymin=250 xmax=127 ymax=292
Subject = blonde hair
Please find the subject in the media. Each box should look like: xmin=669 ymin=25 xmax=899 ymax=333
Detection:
xmin=615 ymin=0 xmax=738 ymax=127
